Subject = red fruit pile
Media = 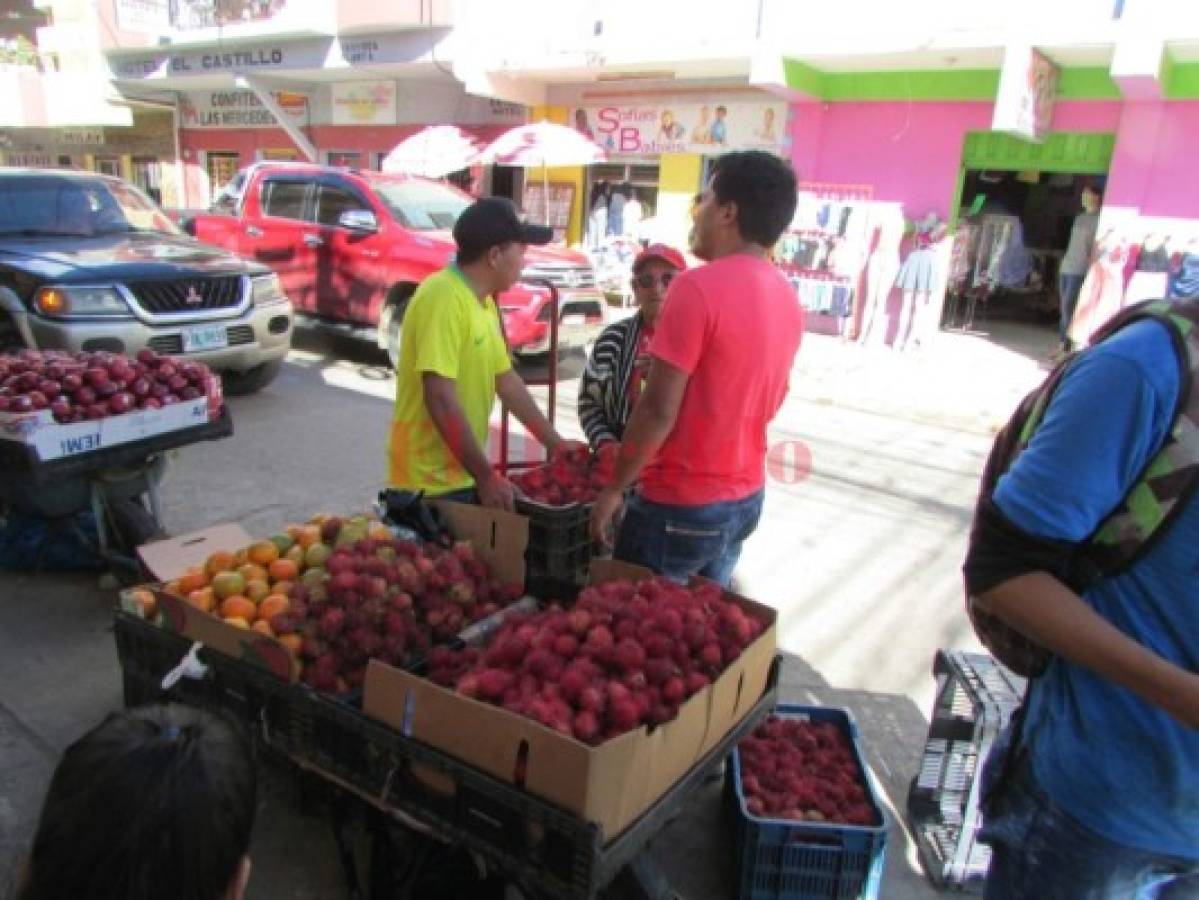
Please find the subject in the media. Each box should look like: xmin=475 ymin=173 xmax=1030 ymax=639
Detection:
xmin=737 ymin=715 xmax=877 ymax=826
xmin=281 ymin=533 xmax=523 ymax=694
xmin=426 ymin=576 xmax=767 ymax=745
xmin=511 ymin=443 xmax=615 ymax=507
xmin=0 ymin=349 xmax=222 ymax=423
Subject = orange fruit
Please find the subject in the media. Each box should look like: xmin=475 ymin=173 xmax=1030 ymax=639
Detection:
xmin=186 ymin=587 xmax=215 ymax=613
xmin=278 ymin=633 xmax=304 ymax=656
xmin=258 ymin=594 xmax=290 ymax=621
xmin=270 ymin=579 xmax=294 ymax=598
xmin=246 ymin=540 xmax=280 ymax=567
xmin=368 ymin=522 xmax=392 ymax=542
xmin=268 ymin=558 xmax=299 ymax=582
xmin=295 ymin=524 xmax=321 ymax=548
xmin=224 ymin=616 xmax=250 ymax=630
xmin=244 ymin=578 xmax=271 ymax=604
xmin=285 ymin=544 xmax=305 ymax=568
xmin=205 ymin=550 xmax=237 ymax=577
xmin=251 ymin=619 xmax=274 ymax=637
xmin=219 ymin=595 xmax=257 ymax=621
xmin=237 ymin=562 xmax=269 ymax=583
xmin=235 ymin=547 xmax=249 ymax=566
xmin=127 ymin=588 xmax=157 ymax=620
xmin=211 ymin=571 xmax=246 ymax=601
xmin=163 ymin=579 xmax=182 ymax=597
xmin=176 ymin=567 xmax=209 ymax=595
xmin=304 ymin=543 xmax=332 ymax=569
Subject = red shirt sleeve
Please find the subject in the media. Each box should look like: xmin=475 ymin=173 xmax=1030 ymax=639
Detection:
xmin=648 ymin=273 xmax=709 ymax=375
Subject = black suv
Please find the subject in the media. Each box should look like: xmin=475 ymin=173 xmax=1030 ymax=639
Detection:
xmin=0 ymin=169 xmax=293 ymax=394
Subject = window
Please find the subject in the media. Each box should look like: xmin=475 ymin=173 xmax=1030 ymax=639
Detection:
xmin=205 ymin=152 xmax=240 ymax=204
xmin=94 ymin=156 xmax=121 ymax=177
xmin=369 ymin=178 xmax=471 ymax=231
xmin=315 ymin=184 xmax=367 ymax=228
xmin=326 ymin=151 xmax=362 ymax=168
xmin=0 ymin=175 xmax=177 ymax=237
xmin=261 ymin=180 xmax=309 ymax=220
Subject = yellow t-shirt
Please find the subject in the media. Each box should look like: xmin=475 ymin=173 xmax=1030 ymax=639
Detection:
xmin=387 ymin=266 xmax=512 ymax=494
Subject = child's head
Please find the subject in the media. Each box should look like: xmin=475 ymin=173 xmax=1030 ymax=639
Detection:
xmin=20 ymin=704 xmax=257 ymax=900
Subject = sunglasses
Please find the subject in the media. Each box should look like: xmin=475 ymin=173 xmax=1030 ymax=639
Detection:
xmin=634 ymin=271 xmax=675 ymax=290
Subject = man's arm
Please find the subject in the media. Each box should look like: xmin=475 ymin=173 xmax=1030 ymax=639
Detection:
xmin=423 ymin=373 xmax=512 ymax=509
xmin=977 ymin=574 xmax=1199 ymax=729
xmin=589 ymin=358 xmax=689 ymax=546
xmin=495 ymin=370 xmax=562 ymax=453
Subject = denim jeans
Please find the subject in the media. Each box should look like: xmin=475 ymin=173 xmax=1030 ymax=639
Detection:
xmin=431 ymin=487 xmax=477 ymax=505
xmin=1059 ymin=272 xmax=1085 ymax=345
xmin=613 ymin=490 xmax=764 ymax=588
xmin=979 ymin=730 xmax=1199 ymax=899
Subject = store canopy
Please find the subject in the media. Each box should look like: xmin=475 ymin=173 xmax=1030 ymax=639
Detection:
xmin=473 ymin=121 xmax=607 ymax=168
xmin=380 ymin=125 xmax=483 ymax=179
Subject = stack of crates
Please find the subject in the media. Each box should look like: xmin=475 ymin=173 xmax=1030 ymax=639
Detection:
xmin=906 ymin=650 xmax=1026 ymax=892
xmin=514 ymin=495 xmax=592 ymax=599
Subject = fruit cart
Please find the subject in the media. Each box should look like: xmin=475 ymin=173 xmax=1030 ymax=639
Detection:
xmin=114 ymin=606 xmax=779 ymax=900
xmin=0 ymin=407 xmax=232 ymax=573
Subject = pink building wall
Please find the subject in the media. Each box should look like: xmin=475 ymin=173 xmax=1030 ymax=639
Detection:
xmin=1105 ymin=100 xmax=1199 ymax=220
xmin=788 ymin=100 xmax=1123 ymax=219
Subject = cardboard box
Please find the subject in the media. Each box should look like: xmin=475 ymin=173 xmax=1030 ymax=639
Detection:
xmin=363 ymin=557 xmax=778 ymax=842
xmin=121 ymin=503 xmax=530 ymax=685
xmin=0 ymin=397 xmax=209 ymax=462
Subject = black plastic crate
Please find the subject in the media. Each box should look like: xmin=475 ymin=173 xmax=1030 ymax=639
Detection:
xmin=514 ymin=495 xmax=592 ymax=600
xmin=728 ymin=705 xmax=887 ymax=900
xmin=906 ymin=650 xmax=1026 ymax=892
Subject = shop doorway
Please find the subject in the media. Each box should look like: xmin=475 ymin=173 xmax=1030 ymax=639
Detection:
xmin=944 ymin=131 xmax=1114 ymax=345
xmin=205 ymin=152 xmax=241 ymax=204
xmin=586 ymin=161 xmax=660 ymax=241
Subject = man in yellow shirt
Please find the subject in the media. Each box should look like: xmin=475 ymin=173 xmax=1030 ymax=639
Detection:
xmin=388 ymin=197 xmax=584 ymax=510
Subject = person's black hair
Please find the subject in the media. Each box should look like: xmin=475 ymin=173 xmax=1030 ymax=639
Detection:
xmin=715 ymin=105 xmax=727 ymax=115
xmin=709 ymin=150 xmax=798 ymax=247
xmin=20 ymin=704 xmax=257 ymax=900
xmin=457 ymin=244 xmax=488 ymax=265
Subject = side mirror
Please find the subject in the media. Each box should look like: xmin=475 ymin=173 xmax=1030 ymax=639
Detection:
xmin=339 ymin=209 xmax=378 ymax=233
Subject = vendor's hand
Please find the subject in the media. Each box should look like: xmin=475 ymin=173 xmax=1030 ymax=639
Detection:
xmin=550 ymin=437 xmax=591 ymax=464
xmin=477 ymin=472 xmax=516 ymax=512
xmin=590 ymin=486 xmax=625 ymax=550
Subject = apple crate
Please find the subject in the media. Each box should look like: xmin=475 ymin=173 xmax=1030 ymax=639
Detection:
xmin=906 ymin=650 xmax=1025 ymax=892
xmin=514 ymin=494 xmax=592 ymax=599
xmin=728 ymin=705 xmax=887 ymax=900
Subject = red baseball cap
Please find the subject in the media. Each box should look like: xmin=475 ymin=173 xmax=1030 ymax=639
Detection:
xmin=632 ymin=243 xmax=687 ymax=274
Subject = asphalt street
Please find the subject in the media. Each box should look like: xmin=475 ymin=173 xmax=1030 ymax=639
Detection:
xmin=0 ymin=315 xmax=1055 ymax=899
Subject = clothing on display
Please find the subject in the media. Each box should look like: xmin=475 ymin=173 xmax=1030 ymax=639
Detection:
xmin=1169 ymin=252 xmax=1199 ymax=300
xmin=895 ymin=246 xmax=937 ymax=293
xmin=1126 ymin=248 xmax=1170 ymax=306
xmin=783 ymin=273 xmax=854 ymax=316
xmin=1069 ymin=241 xmax=1130 ymax=346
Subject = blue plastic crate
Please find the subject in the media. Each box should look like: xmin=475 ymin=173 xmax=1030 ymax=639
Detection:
xmin=729 ymin=704 xmax=888 ymax=900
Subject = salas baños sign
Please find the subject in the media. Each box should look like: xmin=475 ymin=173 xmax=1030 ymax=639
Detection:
xmin=573 ymin=101 xmax=787 ymax=156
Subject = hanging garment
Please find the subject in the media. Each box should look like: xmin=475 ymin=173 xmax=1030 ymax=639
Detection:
xmin=1169 ymin=253 xmax=1199 ymax=299
xmin=1069 ymin=242 xmax=1130 ymax=346
xmin=896 ymin=248 xmax=936 ymax=292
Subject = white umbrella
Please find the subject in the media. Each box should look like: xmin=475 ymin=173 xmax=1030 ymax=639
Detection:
xmin=474 ymin=121 xmax=607 ymax=226
xmin=381 ymin=125 xmax=483 ymax=179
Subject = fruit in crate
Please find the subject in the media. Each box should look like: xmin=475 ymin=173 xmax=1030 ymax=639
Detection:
xmin=163 ymin=514 xmax=524 ymax=694
xmin=0 ymin=348 xmax=223 ymax=422
xmin=511 ymin=444 xmax=613 ymax=507
xmin=425 ymin=576 xmax=767 ymax=744
xmin=736 ymin=715 xmax=878 ymax=826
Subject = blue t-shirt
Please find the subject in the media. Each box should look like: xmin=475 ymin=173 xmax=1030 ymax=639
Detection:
xmin=994 ymin=319 xmax=1199 ymax=859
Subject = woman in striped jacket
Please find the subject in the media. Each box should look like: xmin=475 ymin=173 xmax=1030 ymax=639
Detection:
xmin=578 ymin=244 xmax=686 ymax=450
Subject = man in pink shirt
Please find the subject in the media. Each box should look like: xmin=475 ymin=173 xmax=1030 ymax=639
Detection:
xmin=590 ymin=150 xmax=803 ymax=586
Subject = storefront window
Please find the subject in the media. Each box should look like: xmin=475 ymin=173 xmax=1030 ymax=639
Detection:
xmin=131 ymin=157 xmax=162 ymax=205
xmin=94 ymin=156 xmax=121 ymax=177
xmin=206 ymin=152 xmax=241 ymax=205
xmin=327 ymin=151 xmax=362 ymax=169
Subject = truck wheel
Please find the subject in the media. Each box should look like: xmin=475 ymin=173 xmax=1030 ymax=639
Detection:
xmin=381 ymin=284 xmax=416 ymax=371
xmin=221 ymin=358 xmax=283 ymax=396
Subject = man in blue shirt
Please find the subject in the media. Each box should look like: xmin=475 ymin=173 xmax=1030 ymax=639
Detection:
xmin=968 ymin=318 xmax=1199 ymax=896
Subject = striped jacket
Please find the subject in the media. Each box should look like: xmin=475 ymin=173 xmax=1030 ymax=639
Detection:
xmin=577 ymin=313 xmax=644 ymax=448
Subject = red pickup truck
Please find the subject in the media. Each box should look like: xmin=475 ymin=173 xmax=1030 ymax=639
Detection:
xmin=182 ymin=162 xmax=606 ymax=363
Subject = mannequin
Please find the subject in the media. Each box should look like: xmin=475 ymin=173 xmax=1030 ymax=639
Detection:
xmin=857 ymin=205 xmax=903 ymax=347
xmin=1057 ymin=186 xmax=1101 ymax=351
xmin=894 ymin=212 xmax=946 ymax=352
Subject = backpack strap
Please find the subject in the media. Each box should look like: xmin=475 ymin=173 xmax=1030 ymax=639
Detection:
xmin=1081 ymin=298 xmax=1199 ymax=576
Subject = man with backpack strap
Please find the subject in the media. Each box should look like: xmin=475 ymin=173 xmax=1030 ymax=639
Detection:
xmin=963 ymin=298 xmax=1199 ymax=897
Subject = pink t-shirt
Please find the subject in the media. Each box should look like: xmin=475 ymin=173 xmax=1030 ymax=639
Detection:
xmin=641 ymin=254 xmax=803 ymax=505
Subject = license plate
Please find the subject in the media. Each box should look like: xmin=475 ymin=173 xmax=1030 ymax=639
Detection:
xmin=181 ymin=324 xmax=228 ymax=353
xmin=562 ymin=314 xmax=586 ymax=326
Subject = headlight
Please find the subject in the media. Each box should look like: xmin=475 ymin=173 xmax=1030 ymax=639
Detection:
xmin=251 ymin=273 xmax=288 ymax=306
xmin=34 ymin=286 xmax=130 ymax=318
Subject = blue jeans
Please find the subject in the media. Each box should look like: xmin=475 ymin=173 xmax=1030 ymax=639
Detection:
xmin=1059 ymin=272 xmax=1085 ymax=345
xmin=979 ymin=732 xmax=1199 ymax=899
xmin=431 ymin=487 xmax=477 ymax=505
xmin=613 ymin=490 xmax=764 ymax=587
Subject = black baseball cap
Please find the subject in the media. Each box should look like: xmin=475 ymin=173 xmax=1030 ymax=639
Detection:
xmin=453 ymin=197 xmax=553 ymax=255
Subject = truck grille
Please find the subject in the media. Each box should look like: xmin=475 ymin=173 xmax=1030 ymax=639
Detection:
xmin=128 ymin=276 xmax=244 ymax=314
xmin=520 ymin=263 xmax=596 ymax=291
